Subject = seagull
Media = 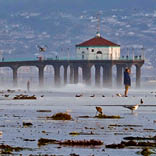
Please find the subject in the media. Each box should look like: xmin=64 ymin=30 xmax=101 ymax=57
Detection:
xmin=123 ymin=104 xmax=139 ymax=113
xmin=96 ymin=106 xmax=103 ymax=116
xmin=37 ymin=45 xmax=48 ymax=52
xmin=65 ymin=109 xmax=72 ymax=114
xmin=140 ymin=98 xmax=143 ymax=104
xmin=116 ymin=93 xmax=122 ymax=97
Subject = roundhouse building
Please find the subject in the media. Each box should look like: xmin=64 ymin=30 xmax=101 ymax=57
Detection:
xmin=76 ymin=32 xmax=120 ymax=60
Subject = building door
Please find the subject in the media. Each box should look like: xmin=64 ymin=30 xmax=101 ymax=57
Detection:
xmin=96 ymin=51 xmax=102 ymax=60
xmin=82 ymin=51 xmax=85 ymax=59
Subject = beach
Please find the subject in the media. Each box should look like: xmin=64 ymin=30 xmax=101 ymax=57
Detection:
xmin=0 ymin=84 xmax=155 ymax=155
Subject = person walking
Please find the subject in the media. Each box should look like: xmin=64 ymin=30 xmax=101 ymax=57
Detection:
xmin=124 ymin=68 xmax=131 ymax=97
xmin=27 ymin=80 xmax=30 ymax=92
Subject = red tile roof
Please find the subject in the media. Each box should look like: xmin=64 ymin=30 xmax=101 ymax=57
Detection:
xmin=76 ymin=36 xmax=120 ymax=47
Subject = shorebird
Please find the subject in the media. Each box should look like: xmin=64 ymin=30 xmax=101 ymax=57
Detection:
xmin=95 ymin=106 xmax=103 ymax=116
xmin=140 ymin=98 xmax=144 ymax=104
xmin=123 ymin=104 xmax=139 ymax=113
xmin=37 ymin=45 xmax=48 ymax=52
xmin=116 ymin=93 xmax=122 ymax=97
xmin=65 ymin=109 xmax=72 ymax=114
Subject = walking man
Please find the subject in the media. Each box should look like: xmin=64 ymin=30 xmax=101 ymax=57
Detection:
xmin=124 ymin=68 xmax=131 ymax=97
xmin=27 ymin=80 xmax=30 ymax=92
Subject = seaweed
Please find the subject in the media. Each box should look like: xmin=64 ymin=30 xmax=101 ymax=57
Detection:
xmin=69 ymin=132 xmax=80 ymax=136
xmin=59 ymin=139 xmax=103 ymax=146
xmin=106 ymin=140 xmax=137 ymax=149
xmin=7 ymin=89 xmax=15 ymax=93
xmin=78 ymin=116 xmax=90 ymax=118
xmin=124 ymin=136 xmax=156 ymax=141
xmin=4 ymin=94 xmax=9 ymax=97
xmin=106 ymin=143 xmax=125 ymax=149
xmin=23 ymin=122 xmax=33 ymax=127
xmin=108 ymin=124 xmax=142 ymax=127
xmin=29 ymin=154 xmax=56 ymax=156
xmin=75 ymin=94 xmax=83 ymax=97
xmin=47 ymin=112 xmax=72 ymax=120
xmin=36 ymin=110 xmax=51 ymax=112
xmin=95 ymin=114 xmax=122 ymax=119
xmin=38 ymin=138 xmax=58 ymax=146
xmin=106 ymin=140 xmax=156 ymax=149
xmin=69 ymin=131 xmax=94 ymax=136
xmin=38 ymin=138 xmax=103 ymax=147
xmin=70 ymin=153 xmax=79 ymax=156
xmin=23 ymin=139 xmax=35 ymax=142
xmin=0 ymin=144 xmax=24 ymax=154
xmin=136 ymin=147 xmax=156 ymax=156
xmin=13 ymin=94 xmax=37 ymax=100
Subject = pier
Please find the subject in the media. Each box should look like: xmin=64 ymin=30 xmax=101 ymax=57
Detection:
xmin=0 ymin=58 xmax=144 ymax=88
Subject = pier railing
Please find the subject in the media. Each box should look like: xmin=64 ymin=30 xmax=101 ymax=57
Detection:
xmin=0 ymin=56 xmax=144 ymax=62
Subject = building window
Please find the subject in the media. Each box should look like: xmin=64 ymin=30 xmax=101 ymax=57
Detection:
xmin=91 ymin=49 xmax=94 ymax=52
xmin=97 ymin=51 xmax=102 ymax=54
xmin=82 ymin=51 xmax=85 ymax=59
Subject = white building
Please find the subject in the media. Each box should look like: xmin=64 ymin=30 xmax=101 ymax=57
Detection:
xmin=76 ymin=33 xmax=120 ymax=60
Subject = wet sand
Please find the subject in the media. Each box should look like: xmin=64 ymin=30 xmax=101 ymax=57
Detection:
xmin=0 ymin=87 xmax=156 ymax=155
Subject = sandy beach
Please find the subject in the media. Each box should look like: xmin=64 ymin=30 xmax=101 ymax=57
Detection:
xmin=0 ymin=84 xmax=155 ymax=155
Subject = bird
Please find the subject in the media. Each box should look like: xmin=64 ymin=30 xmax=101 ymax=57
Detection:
xmin=140 ymin=98 xmax=144 ymax=104
xmin=37 ymin=45 xmax=48 ymax=52
xmin=65 ymin=109 xmax=72 ymax=114
xmin=116 ymin=93 xmax=122 ymax=97
xmin=123 ymin=104 xmax=139 ymax=113
xmin=95 ymin=106 xmax=103 ymax=116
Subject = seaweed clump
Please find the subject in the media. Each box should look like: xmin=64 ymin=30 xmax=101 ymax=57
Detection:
xmin=96 ymin=114 xmax=121 ymax=119
xmin=38 ymin=138 xmax=57 ymax=146
xmin=36 ymin=110 xmax=51 ymax=113
xmin=38 ymin=138 xmax=103 ymax=147
xmin=13 ymin=94 xmax=36 ymax=100
xmin=136 ymin=147 xmax=156 ymax=156
xmin=70 ymin=153 xmax=79 ymax=156
xmin=106 ymin=140 xmax=156 ymax=149
xmin=47 ymin=112 xmax=72 ymax=120
xmin=140 ymin=148 xmax=154 ymax=155
xmin=59 ymin=139 xmax=103 ymax=146
xmin=0 ymin=144 xmax=23 ymax=154
xmin=69 ymin=131 xmax=94 ymax=136
xmin=106 ymin=140 xmax=137 ymax=149
xmin=23 ymin=122 xmax=33 ymax=127
xmin=124 ymin=136 xmax=156 ymax=141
